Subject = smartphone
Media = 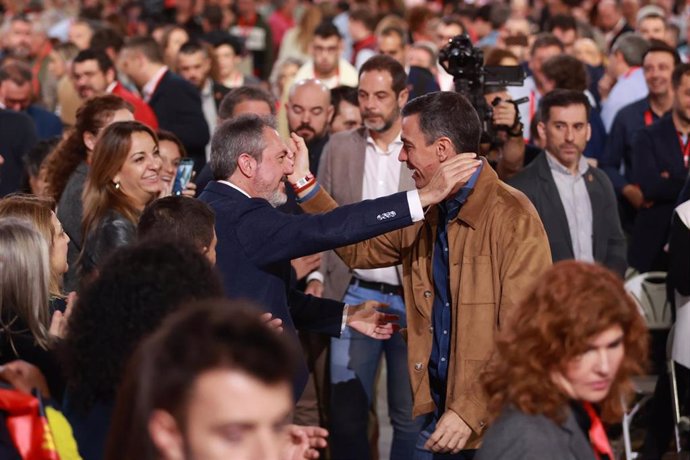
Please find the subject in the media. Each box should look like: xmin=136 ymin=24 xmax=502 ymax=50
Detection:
xmin=172 ymin=158 xmax=195 ymax=195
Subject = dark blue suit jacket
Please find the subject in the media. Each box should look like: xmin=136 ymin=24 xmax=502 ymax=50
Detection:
xmin=149 ymin=70 xmax=209 ymax=171
xmin=601 ymin=97 xmax=663 ymax=195
xmin=0 ymin=109 xmax=37 ymax=196
xmin=630 ymin=113 xmax=689 ymax=272
xmin=199 ymin=181 xmax=413 ymax=397
xmin=26 ymin=105 xmax=62 ymax=140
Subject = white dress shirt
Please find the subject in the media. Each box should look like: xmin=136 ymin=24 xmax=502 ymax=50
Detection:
xmin=141 ymin=66 xmax=168 ymax=103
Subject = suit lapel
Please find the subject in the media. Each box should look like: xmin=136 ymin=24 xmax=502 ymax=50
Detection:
xmin=536 ymin=153 xmax=574 ymax=256
xmin=562 ymin=408 xmax=597 ymax=460
xmin=346 ymin=129 xmax=367 ymax=202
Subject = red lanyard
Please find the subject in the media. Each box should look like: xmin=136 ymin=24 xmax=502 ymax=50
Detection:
xmin=623 ymin=66 xmax=640 ymax=78
xmin=583 ymin=402 xmax=614 ymax=460
xmin=678 ymin=132 xmax=690 ymax=169
xmin=528 ymin=90 xmax=536 ymax=122
xmin=644 ymin=109 xmax=654 ymax=127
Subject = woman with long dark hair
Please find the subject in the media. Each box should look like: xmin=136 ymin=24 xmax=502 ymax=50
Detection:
xmin=43 ymin=95 xmax=133 ymax=291
xmin=78 ymin=121 xmax=162 ymax=280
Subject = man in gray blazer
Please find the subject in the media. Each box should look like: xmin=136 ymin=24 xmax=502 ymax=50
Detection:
xmin=508 ymin=89 xmax=627 ymax=276
xmin=309 ymin=55 xmax=423 ymax=460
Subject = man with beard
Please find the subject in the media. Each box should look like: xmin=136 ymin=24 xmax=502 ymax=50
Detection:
xmin=629 ymin=64 xmax=690 ymax=273
xmin=198 ymin=112 xmax=478 ymax=405
xmin=176 ymin=40 xmax=230 ymax=161
xmin=308 ymin=55 xmax=424 ymax=459
xmin=286 ymin=79 xmax=333 ymax=175
xmin=72 ymin=49 xmax=158 ymax=129
xmin=508 ymin=89 xmax=627 ymax=276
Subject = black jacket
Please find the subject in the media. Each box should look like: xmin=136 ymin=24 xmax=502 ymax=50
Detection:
xmin=78 ymin=210 xmax=135 ymax=280
xmin=149 ymin=70 xmax=210 ymax=172
xmin=630 ymin=113 xmax=689 ymax=272
xmin=508 ymin=152 xmax=627 ymax=276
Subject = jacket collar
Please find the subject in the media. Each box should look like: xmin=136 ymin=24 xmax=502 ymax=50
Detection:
xmin=454 ymin=157 xmax=498 ymax=230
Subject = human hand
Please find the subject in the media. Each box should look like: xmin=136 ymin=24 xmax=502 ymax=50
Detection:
xmin=492 ymin=99 xmax=517 ymax=127
xmin=282 ymin=425 xmax=328 ymax=459
xmin=418 ymin=153 xmax=481 ymax=207
xmin=622 ymin=184 xmax=645 ymax=209
xmin=305 ymin=279 xmax=324 ymax=297
xmin=181 ymin=180 xmax=197 ymax=197
xmin=291 ymin=254 xmax=322 ymax=281
xmin=598 ymin=74 xmax=615 ymax=101
xmin=287 ymin=132 xmax=311 ymax=182
xmin=0 ymin=360 xmax=51 ymax=398
xmin=49 ymin=291 xmax=75 ymax=339
xmin=346 ymin=300 xmax=399 ymax=339
xmin=260 ymin=312 xmax=284 ymax=333
xmin=424 ymin=409 xmax=472 ymax=454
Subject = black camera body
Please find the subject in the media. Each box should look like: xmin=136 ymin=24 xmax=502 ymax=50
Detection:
xmin=439 ymin=34 xmax=526 ymax=143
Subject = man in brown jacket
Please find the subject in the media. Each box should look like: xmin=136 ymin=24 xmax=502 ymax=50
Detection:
xmin=298 ymin=91 xmax=552 ymax=458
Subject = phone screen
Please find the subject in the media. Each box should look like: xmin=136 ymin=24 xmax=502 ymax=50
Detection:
xmin=172 ymin=159 xmax=195 ymax=195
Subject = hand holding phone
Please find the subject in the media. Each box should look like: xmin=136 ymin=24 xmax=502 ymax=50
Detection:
xmin=172 ymin=158 xmax=195 ymax=196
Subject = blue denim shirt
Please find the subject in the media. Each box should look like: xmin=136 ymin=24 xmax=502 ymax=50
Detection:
xmin=428 ymin=164 xmax=482 ymax=414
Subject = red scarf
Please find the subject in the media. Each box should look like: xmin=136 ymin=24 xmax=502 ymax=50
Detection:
xmin=582 ymin=402 xmax=614 ymax=460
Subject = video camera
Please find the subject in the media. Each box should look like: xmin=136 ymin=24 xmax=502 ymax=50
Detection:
xmin=438 ymin=34 xmax=526 ymax=144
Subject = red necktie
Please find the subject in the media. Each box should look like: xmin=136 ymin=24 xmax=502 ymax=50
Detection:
xmin=583 ymin=402 xmax=614 ymax=460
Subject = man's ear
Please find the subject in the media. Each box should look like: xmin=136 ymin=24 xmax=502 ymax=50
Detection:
xmin=435 ymin=137 xmax=452 ymax=162
xmin=536 ymin=121 xmax=547 ymax=143
xmin=148 ymin=410 xmax=185 ymax=460
xmin=326 ymin=103 xmax=335 ymax=122
xmin=236 ymin=152 xmax=257 ymax=177
xmin=586 ymin=122 xmax=592 ymax=142
xmin=398 ymin=87 xmax=409 ymax=108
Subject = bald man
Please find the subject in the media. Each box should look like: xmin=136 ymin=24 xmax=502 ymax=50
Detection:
xmin=286 ymin=79 xmax=334 ymax=175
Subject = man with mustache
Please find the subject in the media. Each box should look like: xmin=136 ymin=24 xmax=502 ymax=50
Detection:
xmin=286 ymin=79 xmax=333 ymax=176
xmin=508 ymin=89 xmax=627 ymax=276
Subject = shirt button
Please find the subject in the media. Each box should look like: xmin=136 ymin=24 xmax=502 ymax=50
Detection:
xmin=441 ymin=357 xmax=446 ymax=362
xmin=445 ymin=302 xmax=450 ymax=307
xmin=443 ymin=330 xmax=448 ymax=335
xmin=444 ymin=247 xmax=448 ymax=252
xmin=414 ymin=362 xmax=424 ymax=371
xmin=424 ymin=290 xmax=432 ymax=298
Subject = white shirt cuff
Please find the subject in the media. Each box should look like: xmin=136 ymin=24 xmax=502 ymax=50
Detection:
xmin=340 ymin=303 xmax=349 ymax=334
xmin=407 ymin=190 xmax=424 ymax=222
xmin=306 ymin=270 xmax=324 ymax=284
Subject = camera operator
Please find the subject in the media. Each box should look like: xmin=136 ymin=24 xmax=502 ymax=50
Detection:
xmin=481 ymin=87 xmax=530 ymax=181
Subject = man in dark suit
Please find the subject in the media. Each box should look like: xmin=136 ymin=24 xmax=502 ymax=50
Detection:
xmin=600 ymin=42 xmax=678 ymax=234
xmin=198 ymin=114 xmax=471 ymax=400
xmin=509 ymin=89 xmax=627 ymax=276
xmin=0 ymin=108 xmax=37 ymax=196
xmin=119 ymin=36 xmax=209 ymax=172
xmin=629 ymin=63 xmax=690 ymax=273
xmin=0 ymin=62 xmax=62 ymax=140
xmin=176 ymin=40 xmax=230 ymax=163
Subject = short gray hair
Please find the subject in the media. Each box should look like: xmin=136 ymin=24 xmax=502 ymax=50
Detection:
xmin=210 ymin=115 xmax=276 ymax=180
xmin=611 ymin=32 xmax=650 ymax=67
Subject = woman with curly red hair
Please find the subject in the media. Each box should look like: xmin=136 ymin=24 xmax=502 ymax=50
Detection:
xmin=477 ymin=261 xmax=648 ymax=460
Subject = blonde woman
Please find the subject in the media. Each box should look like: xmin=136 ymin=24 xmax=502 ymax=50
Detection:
xmin=0 ymin=194 xmax=70 ymax=312
xmin=0 ymin=218 xmax=67 ymax=398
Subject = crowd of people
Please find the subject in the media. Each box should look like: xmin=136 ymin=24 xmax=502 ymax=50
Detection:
xmin=0 ymin=0 xmax=689 ymax=458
